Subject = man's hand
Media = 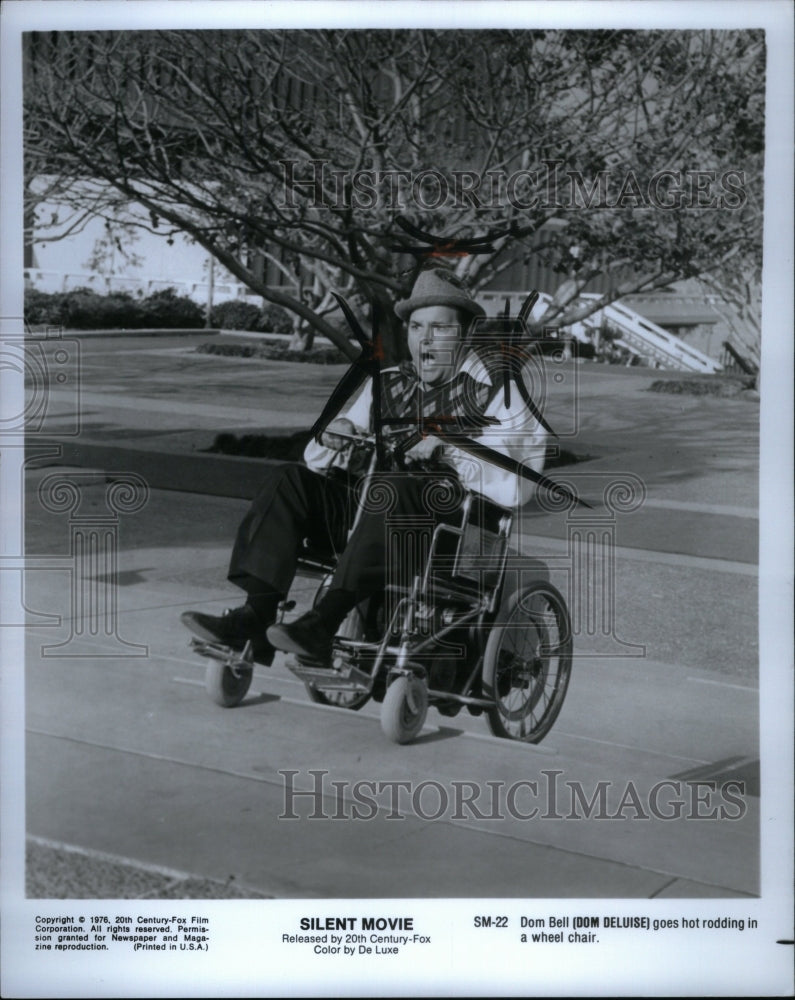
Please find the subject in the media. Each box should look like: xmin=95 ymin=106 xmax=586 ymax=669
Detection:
xmin=404 ymin=434 xmax=444 ymax=463
xmin=320 ymin=417 xmax=357 ymax=451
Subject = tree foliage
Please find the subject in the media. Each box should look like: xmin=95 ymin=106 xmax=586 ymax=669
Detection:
xmin=24 ymin=28 xmax=765 ymax=358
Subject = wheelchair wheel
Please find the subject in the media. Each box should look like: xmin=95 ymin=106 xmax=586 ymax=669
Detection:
xmin=482 ymin=581 xmax=572 ymax=743
xmin=205 ymin=658 xmax=253 ymax=708
xmin=380 ymin=673 xmax=428 ymax=744
xmin=305 ymin=592 xmax=371 ymax=711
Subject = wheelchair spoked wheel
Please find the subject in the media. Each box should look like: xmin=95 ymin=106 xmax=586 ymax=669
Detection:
xmin=482 ymin=581 xmax=572 ymax=743
xmin=380 ymin=672 xmax=429 ymax=744
xmin=305 ymin=684 xmax=370 ymax=711
xmin=205 ymin=658 xmax=253 ymax=708
xmin=304 ymin=594 xmax=371 ymax=711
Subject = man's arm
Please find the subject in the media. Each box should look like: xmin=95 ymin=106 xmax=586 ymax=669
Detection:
xmin=303 ymin=379 xmax=373 ymax=472
xmin=446 ymin=389 xmax=548 ymax=508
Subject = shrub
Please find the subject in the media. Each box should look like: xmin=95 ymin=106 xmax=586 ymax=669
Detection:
xmin=195 ymin=341 xmax=350 ymax=364
xmin=648 ymin=375 xmax=755 ymax=398
xmin=210 ymin=299 xmax=263 ymax=331
xmin=210 ymin=299 xmax=294 ymax=334
xmin=140 ymin=287 xmax=204 ymax=327
xmin=205 ymin=430 xmax=312 ymax=460
xmin=24 ymin=288 xmax=67 ymax=326
xmin=24 ymin=286 xmax=204 ymax=329
xmin=60 ymin=288 xmax=142 ymax=329
xmin=25 ymin=285 xmax=307 ymax=337
xmin=259 ymin=303 xmax=293 ymax=335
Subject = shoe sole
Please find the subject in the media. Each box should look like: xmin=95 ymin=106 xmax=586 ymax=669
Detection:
xmin=180 ymin=612 xmax=243 ymax=649
xmin=181 ymin=612 xmax=276 ymax=667
xmin=266 ymin=623 xmax=331 ymax=665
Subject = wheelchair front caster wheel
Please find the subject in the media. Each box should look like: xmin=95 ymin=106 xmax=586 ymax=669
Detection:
xmin=380 ymin=673 xmax=428 ymax=744
xmin=205 ymin=658 xmax=253 ymax=707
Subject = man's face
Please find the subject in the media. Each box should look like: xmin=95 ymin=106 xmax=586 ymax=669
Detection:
xmin=407 ymin=305 xmax=466 ymax=385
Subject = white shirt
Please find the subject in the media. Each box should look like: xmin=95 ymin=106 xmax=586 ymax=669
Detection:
xmin=304 ymin=352 xmax=548 ymax=509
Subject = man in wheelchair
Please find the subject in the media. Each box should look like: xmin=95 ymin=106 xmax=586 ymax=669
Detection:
xmin=181 ymin=267 xmax=548 ymax=669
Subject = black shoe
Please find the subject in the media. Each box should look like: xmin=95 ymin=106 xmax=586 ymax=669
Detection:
xmin=181 ymin=605 xmax=275 ymax=666
xmin=267 ymin=610 xmax=334 ymax=667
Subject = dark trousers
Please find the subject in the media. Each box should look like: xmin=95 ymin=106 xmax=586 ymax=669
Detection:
xmin=228 ymin=463 xmax=463 ymax=602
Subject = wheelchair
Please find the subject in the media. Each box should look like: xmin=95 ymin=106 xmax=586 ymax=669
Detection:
xmin=193 ymin=432 xmax=573 ymax=745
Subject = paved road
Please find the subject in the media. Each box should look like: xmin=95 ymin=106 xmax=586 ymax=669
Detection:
xmin=18 ymin=333 xmax=761 ymax=897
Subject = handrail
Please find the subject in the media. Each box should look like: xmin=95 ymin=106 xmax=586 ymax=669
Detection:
xmin=476 ymin=289 xmax=722 ymax=373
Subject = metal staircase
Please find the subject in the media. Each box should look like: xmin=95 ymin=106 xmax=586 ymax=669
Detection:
xmin=477 ymin=290 xmax=723 ymax=374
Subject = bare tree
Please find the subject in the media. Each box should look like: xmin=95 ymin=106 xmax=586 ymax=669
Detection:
xmin=698 ymin=271 xmax=761 ymax=372
xmin=24 ymin=29 xmax=764 ymax=359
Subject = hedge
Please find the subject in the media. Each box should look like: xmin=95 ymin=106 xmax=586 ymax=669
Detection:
xmin=209 ymin=299 xmax=293 ymax=334
xmin=648 ymin=375 xmax=757 ymax=398
xmin=25 ymin=286 xmax=204 ymax=329
xmin=24 ymin=286 xmax=293 ymax=333
xmin=195 ymin=340 xmax=350 ymax=364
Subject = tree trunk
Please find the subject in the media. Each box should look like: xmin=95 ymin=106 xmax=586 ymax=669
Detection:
xmin=289 ymin=327 xmax=316 ymax=352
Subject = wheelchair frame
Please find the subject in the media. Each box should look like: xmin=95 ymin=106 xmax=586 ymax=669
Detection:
xmin=193 ymin=437 xmax=573 ymax=745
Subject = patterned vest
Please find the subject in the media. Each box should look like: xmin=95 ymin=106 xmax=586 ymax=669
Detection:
xmin=380 ymin=363 xmax=496 ymax=434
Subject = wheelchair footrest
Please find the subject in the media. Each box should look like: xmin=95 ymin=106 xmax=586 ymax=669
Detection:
xmin=189 ymin=637 xmax=254 ymax=670
xmin=285 ymin=658 xmax=372 ymax=693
